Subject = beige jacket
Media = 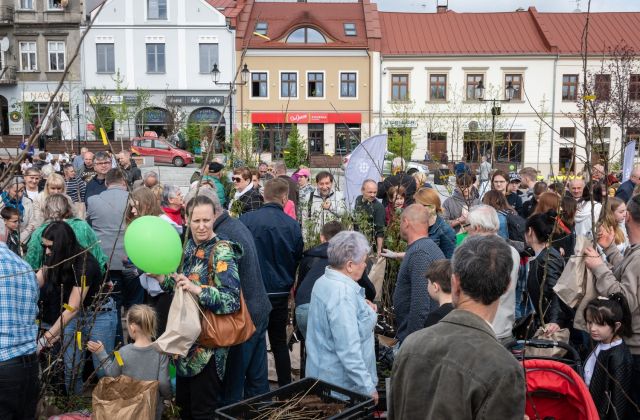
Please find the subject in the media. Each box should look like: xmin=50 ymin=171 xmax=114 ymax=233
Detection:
xmin=592 ymin=243 xmax=640 ymax=355
xmin=0 ymin=195 xmax=36 ymax=244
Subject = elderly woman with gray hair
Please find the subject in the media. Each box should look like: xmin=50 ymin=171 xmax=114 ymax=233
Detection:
xmin=305 ymin=230 xmax=378 ymax=402
xmin=160 ymin=184 xmax=184 ymax=233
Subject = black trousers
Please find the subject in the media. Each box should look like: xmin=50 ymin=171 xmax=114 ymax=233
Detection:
xmin=268 ymin=296 xmax=291 ymax=387
xmin=176 ymin=355 xmax=222 ymax=420
xmin=0 ymin=353 xmax=39 ymax=420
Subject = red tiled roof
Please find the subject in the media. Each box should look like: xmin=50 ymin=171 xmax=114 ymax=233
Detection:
xmin=380 ymin=9 xmax=551 ymax=55
xmin=536 ymin=12 xmax=640 ymax=54
xmin=207 ymin=0 xmax=236 ymax=8
xmin=237 ymin=2 xmax=373 ymax=50
xmin=380 ymin=7 xmax=640 ymax=56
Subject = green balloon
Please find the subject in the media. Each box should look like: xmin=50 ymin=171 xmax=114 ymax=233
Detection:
xmin=124 ymin=216 xmax=182 ymax=275
xmin=509 ymin=164 xmax=516 ymax=171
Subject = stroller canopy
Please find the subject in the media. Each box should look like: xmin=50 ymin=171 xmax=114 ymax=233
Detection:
xmin=523 ymin=359 xmax=599 ymax=420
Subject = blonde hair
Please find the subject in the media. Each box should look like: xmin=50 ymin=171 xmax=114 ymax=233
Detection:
xmin=44 ymin=173 xmax=66 ymax=199
xmin=599 ymin=206 xmax=625 ymax=245
xmin=413 ymin=187 xmax=442 ymax=214
xmin=127 ymin=304 xmax=158 ymax=339
xmin=150 ymin=183 xmax=164 ymax=205
xmin=412 ymin=172 xmax=428 ymax=189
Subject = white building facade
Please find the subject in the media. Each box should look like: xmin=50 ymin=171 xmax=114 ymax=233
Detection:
xmin=373 ymin=8 xmax=639 ymax=176
xmin=81 ymin=0 xmax=235 ymax=144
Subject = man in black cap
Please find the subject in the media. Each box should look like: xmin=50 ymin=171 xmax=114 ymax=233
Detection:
xmin=206 ymin=162 xmax=227 ymax=207
xmin=506 ymin=172 xmax=523 ymax=217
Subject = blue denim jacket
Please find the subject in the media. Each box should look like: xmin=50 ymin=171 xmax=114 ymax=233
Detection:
xmin=305 ymin=267 xmax=378 ymax=395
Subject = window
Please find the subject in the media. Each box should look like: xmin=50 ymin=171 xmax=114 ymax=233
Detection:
xmin=560 ymin=127 xmax=576 ymax=138
xmin=153 ymin=140 xmax=169 ymax=150
xmin=286 ymin=27 xmax=326 ymax=43
xmin=466 ymin=74 xmax=483 ymax=100
xmin=429 ymin=74 xmax=447 ymax=101
xmin=391 ymin=74 xmax=409 ymax=101
xmin=146 ymin=43 xmax=165 ymax=73
xmin=251 ymin=72 xmax=268 ymax=98
xmin=137 ymin=139 xmax=153 ymax=148
xmin=593 ymin=126 xmax=610 ymax=139
xmin=147 ymin=0 xmax=167 ymax=20
xmin=199 ymin=43 xmax=218 ymax=74
xmin=19 ymin=42 xmax=37 ymax=71
xmin=280 ymin=72 xmax=297 ymax=98
xmin=255 ymin=22 xmax=268 ymax=36
xmin=340 ymin=72 xmax=357 ymax=98
xmin=96 ymin=43 xmax=115 ymax=73
xmin=335 ymin=124 xmax=360 ymax=155
xmin=505 ymin=74 xmax=522 ymax=100
xmin=594 ymin=74 xmax=611 ymax=101
xmin=48 ymin=41 xmax=65 ymax=71
xmin=562 ymin=74 xmax=579 ymax=101
xmin=630 ymin=74 xmax=640 ymax=101
xmin=48 ymin=0 xmax=63 ymax=9
xmin=307 ymin=72 xmax=324 ymax=98
xmin=463 ymin=131 xmax=524 ymax=164
xmin=20 ymin=0 xmax=33 ymax=9
xmin=344 ymin=23 xmax=356 ymax=36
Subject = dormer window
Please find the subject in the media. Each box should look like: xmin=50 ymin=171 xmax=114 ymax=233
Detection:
xmin=255 ymin=22 xmax=268 ymax=36
xmin=344 ymin=23 xmax=356 ymax=36
xmin=148 ymin=0 xmax=167 ymax=20
xmin=286 ymin=27 xmax=326 ymax=44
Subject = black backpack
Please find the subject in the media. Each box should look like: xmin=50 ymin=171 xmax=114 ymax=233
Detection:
xmin=500 ymin=210 xmax=526 ymax=242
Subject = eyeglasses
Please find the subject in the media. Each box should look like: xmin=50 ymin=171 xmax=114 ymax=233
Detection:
xmin=232 ymin=177 xmax=243 ymax=183
xmin=95 ymin=161 xmax=111 ymax=166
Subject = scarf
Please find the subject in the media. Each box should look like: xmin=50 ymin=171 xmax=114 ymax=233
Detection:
xmin=1 ymin=191 xmax=24 ymax=216
xmin=233 ymin=182 xmax=254 ymax=200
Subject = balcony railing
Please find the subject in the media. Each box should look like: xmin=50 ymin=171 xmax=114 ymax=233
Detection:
xmin=0 ymin=66 xmax=17 ymax=85
xmin=0 ymin=6 xmax=14 ymax=24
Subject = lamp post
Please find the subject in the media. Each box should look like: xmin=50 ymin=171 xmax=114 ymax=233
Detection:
xmin=476 ymin=80 xmax=515 ymax=169
xmin=76 ymin=104 xmax=81 ymax=155
xmin=211 ymin=63 xmax=250 ymax=150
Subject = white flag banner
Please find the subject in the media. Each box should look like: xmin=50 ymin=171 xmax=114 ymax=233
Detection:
xmin=344 ymin=134 xmax=387 ymax=209
xmin=622 ymin=140 xmax=637 ymax=182
xmin=39 ymin=106 xmax=54 ymax=136
xmin=60 ymin=109 xmax=74 ymax=141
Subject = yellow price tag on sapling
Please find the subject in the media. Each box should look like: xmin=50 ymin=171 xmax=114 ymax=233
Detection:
xmin=114 ymin=351 xmax=124 ymax=367
xmin=81 ymin=275 xmax=87 ymax=290
xmin=76 ymin=331 xmax=82 ymax=349
xmin=63 ymin=303 xmax=76 ymax=312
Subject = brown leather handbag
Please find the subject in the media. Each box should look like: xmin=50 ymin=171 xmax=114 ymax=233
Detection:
xmin=197 ymin=241 xmax=256 ymax=348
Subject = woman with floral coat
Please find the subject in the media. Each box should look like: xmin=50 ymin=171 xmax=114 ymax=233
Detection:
xmin=154 ymin=195 xmax=242 ymax=419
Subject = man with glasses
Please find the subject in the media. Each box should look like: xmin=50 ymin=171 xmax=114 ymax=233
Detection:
xmin=616 ymin=166 xmax=640 ymax=203
xmin=85 ymin=151 xmax=112 ymax=206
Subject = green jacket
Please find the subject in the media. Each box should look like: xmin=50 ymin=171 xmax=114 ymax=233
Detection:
xmin=25 ymin=217 xmax=109 ymax=273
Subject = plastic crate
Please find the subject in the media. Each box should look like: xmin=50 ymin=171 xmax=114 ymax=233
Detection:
xmin=216 ymin=377 xmax=375 ymax=419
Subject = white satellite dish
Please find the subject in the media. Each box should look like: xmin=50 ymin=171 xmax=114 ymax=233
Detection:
xmin=0 ymin=37 xmax=9 ymax=52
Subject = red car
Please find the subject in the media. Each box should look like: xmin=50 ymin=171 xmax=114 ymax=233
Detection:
xmin=130 ymin=136 xmax=193 ymax=167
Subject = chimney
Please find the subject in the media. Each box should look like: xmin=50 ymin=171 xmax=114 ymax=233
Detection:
xmin=436 ymin=0 xmax=448 ymax=13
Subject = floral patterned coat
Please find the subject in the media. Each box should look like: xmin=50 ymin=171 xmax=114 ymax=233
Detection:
xmin=161 ymin=235 xmax=242 ymax=379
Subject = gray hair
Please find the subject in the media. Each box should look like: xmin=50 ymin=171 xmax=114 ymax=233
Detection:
xmin=161 ymin=184 xmax=181 ymax=207
xmin=452 ymin=235 xmax=513 ymax=305
xmin=327 ymin=231 xmax=370 ymax=269
xmin=143 ymin=171 xmax=158 ymax=182
xmin=467 ymin=205 xmax=499 ymax=233
xmin=185 ymin=187 xmax=223 ymax=214
xmin=43 ymin=193 xmax=76 ymax=221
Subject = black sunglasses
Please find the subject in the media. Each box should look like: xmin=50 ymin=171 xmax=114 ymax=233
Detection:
xmin=232 ymin=177 xmax=243 ymax=182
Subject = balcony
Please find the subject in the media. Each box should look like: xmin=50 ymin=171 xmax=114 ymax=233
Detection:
xmin=0 ymin=66 xmax=17 ymax=85
xmin=0 ymin=6 xmax=14 ymax=24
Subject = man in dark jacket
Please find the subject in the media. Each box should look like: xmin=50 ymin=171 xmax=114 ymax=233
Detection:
xmin=390 ymin=235 xmax=525 ymax=419
xmin=187 ymin=191 xmax=273 ymax=404
xmin=615 ymin=166 xmax=640 ymax=203
xmin=85 ymin=151 xmax=110 ymax=205
xmin=240 ymin=178 xmax=303 ymax=387
xmin=295 ymin=221 xmax=375 ymax=338
xmin=354 ymin=179 xmax=385 ymax=255
xmin=117 ymin=151 xmax=142 ymax=187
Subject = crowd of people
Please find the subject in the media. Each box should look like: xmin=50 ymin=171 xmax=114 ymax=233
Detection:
xmin=1 ymin=146 xmax=640 ymax=420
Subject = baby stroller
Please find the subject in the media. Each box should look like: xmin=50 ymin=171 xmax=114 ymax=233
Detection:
xmin=506 ymin=339 xmax=599 ymax=420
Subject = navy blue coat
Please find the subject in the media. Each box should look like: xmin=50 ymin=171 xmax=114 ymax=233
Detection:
xmin=240 ymin=202 xmax=304 ymax=296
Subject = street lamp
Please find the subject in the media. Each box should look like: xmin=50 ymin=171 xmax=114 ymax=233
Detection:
xmin=211 ymin=63 xmax=250 ymax=148
xmin=476 ymin=80 xmax=516 ymax=168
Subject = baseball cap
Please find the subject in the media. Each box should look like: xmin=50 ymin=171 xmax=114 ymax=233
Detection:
xmin=509 ymin=172 xmax=521 ymax=183
xmin=296 ymin=168 xmax=311 ymax=178
xmin=208 ymin=162 xmax=224 ymax=173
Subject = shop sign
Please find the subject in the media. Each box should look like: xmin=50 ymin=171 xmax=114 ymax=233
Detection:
xmin=167 ymin=96 xmax=225 ymax=106
xmin=252 ymin=112 xmax=361 ymax=124
xmin=382 ymin=120 xmax=418 ymax=129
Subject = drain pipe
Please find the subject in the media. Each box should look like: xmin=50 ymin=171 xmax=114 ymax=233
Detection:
xmin=549 ymin=53 xmax=559 ymax=177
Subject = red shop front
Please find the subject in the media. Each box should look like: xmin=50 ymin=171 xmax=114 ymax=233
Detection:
xmin=251 ymin=113 xmax=362 ymax=165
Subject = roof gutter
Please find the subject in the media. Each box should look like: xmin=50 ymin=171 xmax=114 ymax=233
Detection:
xmin=378 ymin=51 xmax=383 ymax=135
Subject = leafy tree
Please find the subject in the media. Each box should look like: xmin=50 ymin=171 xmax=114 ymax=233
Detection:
xmin=284 ymin=124 xmax=308 ymax=168
xmin=387 ymin=128 xmax=416 ymax=163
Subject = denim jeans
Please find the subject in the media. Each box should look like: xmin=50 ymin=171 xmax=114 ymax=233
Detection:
xmin=63 ymin=299 xmax=117 ymax=394
xmin=221 ymin=317 xmax=270 ymax=405
xmin=268 ymin=296 xmax=291 ymax=387
xmin=295 ymin=304 xmax=310 ymax=339
xmin=0 ymin=353 xmax=39 ymax=420
xmin=633 ymin=355 xmax=640 ymax=413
